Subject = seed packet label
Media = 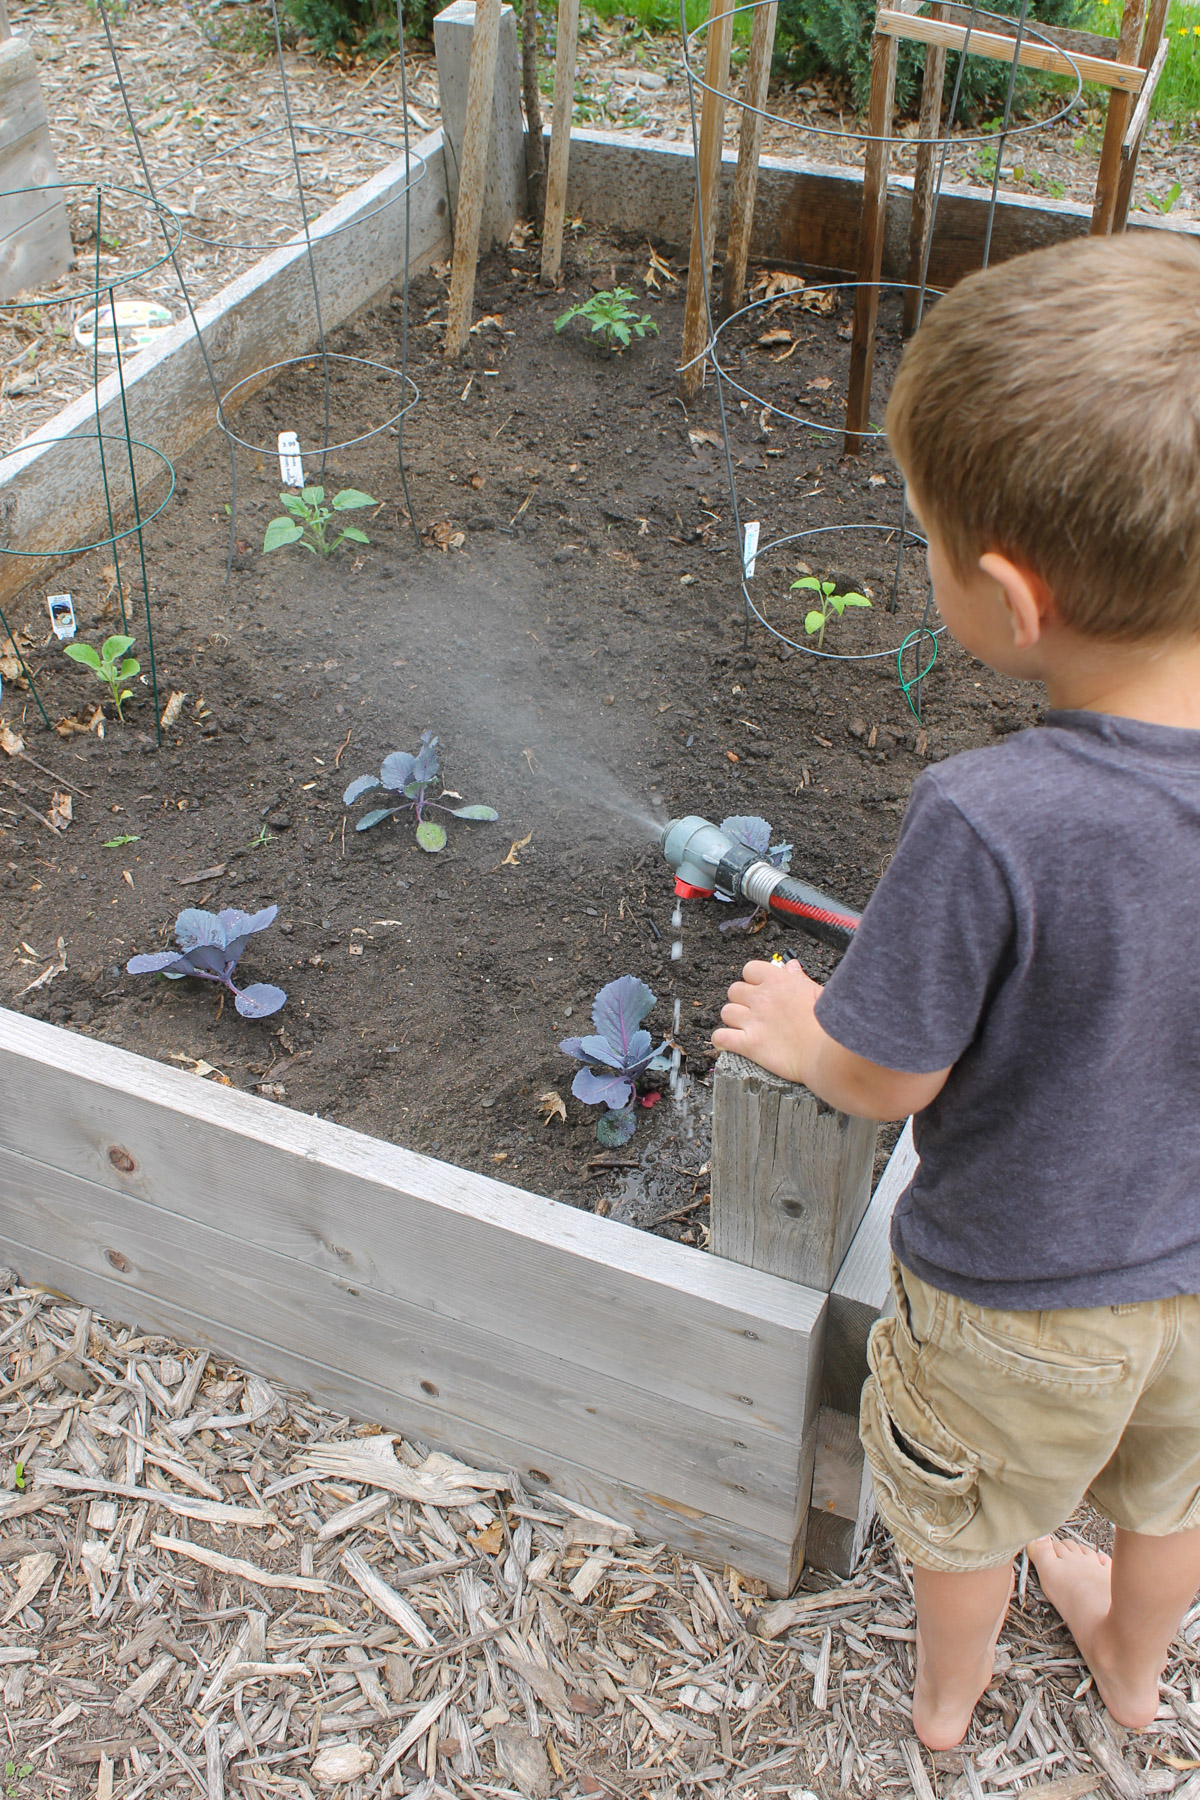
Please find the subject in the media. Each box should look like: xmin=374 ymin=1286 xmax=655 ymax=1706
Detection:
xmin=47 ymin=594 xmax=76 ymax=640
xmin=73 ymin=300 xmax=175 ymax=357
xmin=742 ymin=520 xmax=760 ymax=579
xmin=278 ymin=432 xmax=304 ymax=488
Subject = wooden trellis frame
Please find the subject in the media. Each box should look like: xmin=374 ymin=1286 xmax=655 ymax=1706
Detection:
xmin=844 ymin=0 xmax=1170 ymax=449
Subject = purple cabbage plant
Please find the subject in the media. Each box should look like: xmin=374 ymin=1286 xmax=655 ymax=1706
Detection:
xmin=559 ymin=975 xmax=670 ymax=1147
xmin=342 ymin=731 xmax=498 ymax=854
xmin=718 ymin=814 xmax=792 ymax=933
xmin=127 ymin=906 xmax=287 ymax=1018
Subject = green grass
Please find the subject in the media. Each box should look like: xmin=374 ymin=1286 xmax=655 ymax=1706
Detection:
xmin=583 ymin=0 xmax=755 ymax=45
xmin=1087 ymin=0 xmax=1200 ymax=124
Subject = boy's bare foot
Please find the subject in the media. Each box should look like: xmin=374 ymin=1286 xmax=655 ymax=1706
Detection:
xmin=912 ymin=1574 xmax=1013 ymax=1750
xmin=1027 ymin=1536 xmax=1160 ymax=1730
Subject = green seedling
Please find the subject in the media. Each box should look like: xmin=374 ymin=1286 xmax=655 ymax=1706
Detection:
xmin=791 ymin=576 xmax=871 ymax=649
xmin=555 ymin=287 xmax=659 ymax=351
xmin=103 ymin=833 xmax=141 ymax=848
xmin=64 ymin=634 xmax=140 ymax=721
xmin=263 ymin=486 xmax=377 ymax=557
xmin=1144 ymin=179 xmax=1182 ymax=213
xmin=4 ymin=1762 xmax=32 ymax=1797
xmin=247 ymin=824 xmax=275 ymax=850
xmin=13 ymin=1461 xmax=25 ymax=1491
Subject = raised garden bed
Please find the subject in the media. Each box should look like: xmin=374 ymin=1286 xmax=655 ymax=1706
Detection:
xmin=0 ymin=233 xmax=1039 ymax=1225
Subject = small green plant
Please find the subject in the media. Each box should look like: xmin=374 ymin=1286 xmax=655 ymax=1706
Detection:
xmin=12 ymin=1461 xmax=25 ymax=1491
xmin=556 ymin=288 xmax=659 ymax=351
xmin=103 ymin=833 xmax=141 ymax=849
xmin=64 ymin=634 xmax=139 ymax=721
xmin=4 ymin=1762 xmax=32 ymax=1796
xmin=792 ymin=575 xmax=871 ymax=648
xmin=343 ymin=731 xmax=498 ymax=853
xmin=263 ymin=486 xmax=376 ymax=557
xmin=1143 ymin=178 xmax=1183 ymax=213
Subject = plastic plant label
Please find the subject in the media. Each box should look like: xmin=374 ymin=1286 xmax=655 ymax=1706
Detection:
xmin=73 ymin=300 xmax=175 ymax=358
xmin=278 ymin=432 xmax=304 ymax=488
xmin=47 ymin=594 xmax=76 ymax=641
xmin=742 ymin=520 xmax=761 ymax=579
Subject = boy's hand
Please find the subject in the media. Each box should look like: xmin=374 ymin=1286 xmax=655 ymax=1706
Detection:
xmin=714 ymin=955 xmax=954 ymax=1120
xmin=713 ymin=957 xmax=823 ymax=1085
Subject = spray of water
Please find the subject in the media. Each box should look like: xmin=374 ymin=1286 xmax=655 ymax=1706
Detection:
xmin=670 ymin=899 xmax=683 ymax=962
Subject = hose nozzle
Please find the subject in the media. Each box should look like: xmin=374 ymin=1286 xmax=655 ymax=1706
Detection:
xmin=659 ymin=814 xmax=863 ymax=951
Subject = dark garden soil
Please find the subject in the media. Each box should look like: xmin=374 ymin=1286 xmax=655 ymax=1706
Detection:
xmin=0 ymin=229 xmax=1045 ymax=1239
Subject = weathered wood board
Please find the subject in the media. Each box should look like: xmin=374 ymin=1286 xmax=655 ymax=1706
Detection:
xmin=557 ymin=125 xmax=1200 ymax=286
xmin=805 ymin=1404 xmax=877 ymax=1577
xmin=435 ymin=0 xmax=526 ymax=249
xmin=822 ymin=1119 xmax=917 ymax=1417
xmin=0 ymin=1007 xmax=826 ymax=1591
xmin=712 ymin=1052 xmax=878 ymax=1292
xmin=0 ymin=34 xmax=73 ymax=302
xmin=0 ymin=127 xmax=451 ymax=613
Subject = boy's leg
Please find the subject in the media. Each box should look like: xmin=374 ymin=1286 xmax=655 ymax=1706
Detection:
xmin=911 ymin=1563 xmax=1014 ymax=1749
xmin=1029 ymin=1527 xmax=1200 ymax=1729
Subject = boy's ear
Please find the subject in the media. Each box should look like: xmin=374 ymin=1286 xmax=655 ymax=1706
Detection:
xmin=978 ymin=551 xmax=1057 ymax=650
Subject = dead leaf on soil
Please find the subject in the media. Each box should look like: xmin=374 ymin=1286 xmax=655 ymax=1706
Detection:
xmin=753 ymin=269 xmax=805 ymax=301
xmin=508 ymin=219 xmax=533 ymax=250
xmin=49 ymin=792 xmax=72 ymax=831
xmin=688 ymin=428 xmax=721 ymax=452
xmin=756 ymin=328 xmax=793 ymax=348
xmin=167 ymin=1053 xmax=232 ymax=1086
xmin=868 ymin=472 xmax=887 ymax=486
xmin=801 ymin=287 xmax=838 ymax=315
xmin=159 ymin=689 xmax=187 ymax=731
xmin=471 ymin=1521 xmax=505 ymax=1554
xmin=424 ymin=520 xmax=466 ymax=552
xmin=806 ymin=375 xmax=833 ymax=391
xmin=470 ymin=313 xmax=507 ymax=334
xmin=19 ymin=936 xmax=66 ymax=996
xmin=645 ymin=245 xmax=676 ymax=290
xmin=537 ymin=1089 xmax=567 ymax=1126
xmin=0 ymin=722 xmax=23 ymax=757
xmin=55 ymin=704 xmax=105 ymax=739
xmin=502 ymin=830 xmax=533 ymax=867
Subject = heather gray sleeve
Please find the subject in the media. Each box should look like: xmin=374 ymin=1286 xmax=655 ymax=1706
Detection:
xmin=814 ymin=772 xmax=1015 ymax=1073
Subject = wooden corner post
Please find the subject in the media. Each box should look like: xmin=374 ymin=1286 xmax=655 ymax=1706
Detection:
xmin=712 ymin=1054 xmax=879 ymax=1291
xmin=1090 ymin=0 xmax=1148 ymax=234
xmin=441 ymin=0 xmax=505 ymax=357
xmin=540 ymin=0 xmax=581 ymax=285
xmin=844 ymin=13 xmax=898 ymax=452
xmin=719 ymin=0 xmax=778 ymax=323
xmin=678 ymin=0 xmax=735 ymax=405
xmin=903 ymin=7 xmax=947 ymax=336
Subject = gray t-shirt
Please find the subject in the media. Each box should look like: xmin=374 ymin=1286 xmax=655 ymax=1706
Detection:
xmin=815 ymin=710 xmax=1200 ymax=1310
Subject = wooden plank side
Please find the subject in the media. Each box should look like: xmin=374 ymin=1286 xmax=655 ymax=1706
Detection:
xmin=0 ymin=1227 xmax=806 ymax=1591
xmin=876 ymin=8 xmax=1146 ymax=90
xmin=0 ymin=1146 xmax=809 ymax=1538
xmin=555 ymin=127 xmax=1200 ymax=282
xmin=822 ymin=1121 xmax=917 ymax=1417
xmin=0 ymin=128 xmax=450 ymax=610
xmin=0 ymin=1007 xmax=823 ymax=1444
xmin=805 ymin=1404 xmax=876 ymax=1578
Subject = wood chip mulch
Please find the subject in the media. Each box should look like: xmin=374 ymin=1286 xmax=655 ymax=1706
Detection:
xmin=5 ymin=1268 xmax=1200 ymax=1797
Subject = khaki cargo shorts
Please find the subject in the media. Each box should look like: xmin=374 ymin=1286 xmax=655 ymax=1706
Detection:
xmin=859 ymin=1257 xmax=1200 ymax=1572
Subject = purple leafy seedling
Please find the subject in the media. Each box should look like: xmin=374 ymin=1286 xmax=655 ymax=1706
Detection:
xmin=343 ymin=731 xmax=498 ymax=853
xmin=128 ymin=905 xmax=286 ymax=1018
xmin=560 ymin=975 xmax=670 ymax=1146
xmin=717 ymin=815 xmax=792 ymax=933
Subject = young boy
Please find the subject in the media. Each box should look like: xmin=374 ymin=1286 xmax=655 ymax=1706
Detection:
xmin=713 ymin=232 xmax=1200 ymax=1751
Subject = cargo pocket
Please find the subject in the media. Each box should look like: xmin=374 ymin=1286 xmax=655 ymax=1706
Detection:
xmin=861 ymin=1320 xmax=980 ymax=1546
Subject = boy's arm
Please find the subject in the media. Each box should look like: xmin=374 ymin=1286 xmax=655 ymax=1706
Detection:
xmin=714 ymin=957 xmax=951 ymax=1121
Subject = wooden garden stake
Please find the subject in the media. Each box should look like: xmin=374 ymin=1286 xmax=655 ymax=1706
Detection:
xmin=844 ymin=18 xmax=899 ymax=451
xmin=444 ymin=0 xmax=503 ymax=358
xmin=522 ymin=0 xmax=546 ymax=226
xmin=1090 ymin=0 xmax=1147 ymax=234
xmin=903 ymin=6 xmax=947 ymax=336
xmin=678 ymin=0 xmax=735 ymax=404
xmin=1113 ymin=0 xmax=1170 ymax=229
xmin=540 ymin=0 xmax=581 ymax=285
xmin=719 ymin=0 xmax=778 ymax=323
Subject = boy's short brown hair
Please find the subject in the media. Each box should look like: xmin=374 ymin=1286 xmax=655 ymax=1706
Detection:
xmin=886 ymin=233 xmax=1200 ymax=643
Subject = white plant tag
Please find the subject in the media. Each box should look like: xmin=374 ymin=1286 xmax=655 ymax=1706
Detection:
xmin=742 ymin=520 xmax=761 ymax=579
xmin=47 ymin=594 xmax=76 ymax=640
xmin=278 ymin=431 xmax=304 ymax=488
